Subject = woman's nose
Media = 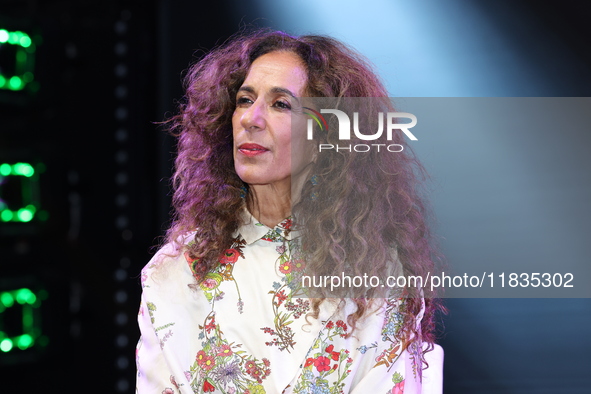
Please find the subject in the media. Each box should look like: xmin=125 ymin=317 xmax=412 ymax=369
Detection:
xmin=240 ymin=100 xmax=266 ymax=131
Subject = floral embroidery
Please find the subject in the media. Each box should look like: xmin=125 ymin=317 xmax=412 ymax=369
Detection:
xmin=293 ymin=320 xmax=353 ymax=394
xmin=356 ymin=341 xmax=377 ymax=355
xmin=407 ymin=340 xmax=423 ymax=380
xmin=373 ymin=298 xmax=404 ymax=369
xmin=186 ymin=227 xmax=274 ymax=393
xmin=385 ymin=372 xmax=405 ymax=394
xmin=170 ymin=375 xmax=182 ymax=389
xmin=260 ymin=232 xmax=309 ymax=352
xmin=203 ymin=379 xmax=215 ymax=392
xmin=146 ymin=302 xmax=157 ymax=324
xmin=185 ymin=236 xmax=246 ymax=312
xmin=189 ymin=311 xmax=272 ymax=393
xmin=159 ymin=330 xmax=173 ymax=349
xmin=260 ymin=217 xmax=292 ymax=242
xmin=145 ymin=301 xmax=176 ymax=349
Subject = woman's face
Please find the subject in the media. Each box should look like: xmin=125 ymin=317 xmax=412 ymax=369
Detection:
xmin=232 ymin=51 xmax=310 ymax=192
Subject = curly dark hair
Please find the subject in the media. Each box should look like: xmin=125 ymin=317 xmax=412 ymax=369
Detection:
xmin=165 ymin=29 xmax=443 ymax=353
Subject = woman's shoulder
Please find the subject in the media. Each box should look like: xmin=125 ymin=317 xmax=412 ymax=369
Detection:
xmin=140 ymin=233 xmax=196 ymax=287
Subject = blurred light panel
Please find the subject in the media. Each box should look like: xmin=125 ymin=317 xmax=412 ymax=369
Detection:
xmin=0 ymin=28 xmax=36 ymax=91
xmin=0 ymin=288 xmax=46 ymax=353
xmin=0 ymin=162 xmax=44 ymax=223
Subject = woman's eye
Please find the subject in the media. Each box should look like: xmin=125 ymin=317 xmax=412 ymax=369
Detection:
xmin=236 ymin=97 xmax=253 ymax=106
xmin=273 ymin=100 xmax=291 ymax=110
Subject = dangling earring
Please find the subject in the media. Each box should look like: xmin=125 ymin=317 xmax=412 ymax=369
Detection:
xmin=240 ymin=185 xmax=248 ymax=199
xmin=310 ymin=175 xmax=319 ymax=201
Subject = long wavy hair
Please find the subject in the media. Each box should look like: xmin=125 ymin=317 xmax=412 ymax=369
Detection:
xmin=165 ymin=29 xmax=443 ymax=352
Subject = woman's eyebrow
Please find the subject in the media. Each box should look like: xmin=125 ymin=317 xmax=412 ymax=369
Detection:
xmin=270 ymin=87 xmax=298 ymax=99
xmin=237 ymin=86 xmax=255 ymax=95
xmin=237 ymin=86 xmax=299 ymax=101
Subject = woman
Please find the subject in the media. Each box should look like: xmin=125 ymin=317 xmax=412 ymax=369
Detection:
xmin=136 ymin=30 xmax=443 ymax=393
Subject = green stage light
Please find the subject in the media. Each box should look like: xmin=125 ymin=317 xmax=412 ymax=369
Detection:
xmin=0 ymin=163 xmax=42 ymax=223
xmin=0 ymin=28 xmax=36 ymax=91
xmin=19 ymin=36 xmax=31 ymax=48
xmin=13 ymin=163 xmax=34 ymax=177
xmin=16 ymin=207 xmax=34 ymax=222
xmin=17 ymin=334 xmax=33 ymax=350
xmin=15 ymin=288 xmax=36 ymax=305
xmin=0 ymin=339 xmax=13 ymax=352
xmin=0 ymin=163 xmax=10 ymax=176
xmin=0 ymin=210 xmax=12 ymax=222
xmin=8 ymin=76 xmax=23 ymax=91
xmin=0 ymin=288 xmax=45 ymax=353
xmin=0 ymin=292 xmax=14 ymax=308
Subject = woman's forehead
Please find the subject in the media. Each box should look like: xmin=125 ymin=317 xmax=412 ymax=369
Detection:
xmin=242 ymin=51 xmax=307 ymax=95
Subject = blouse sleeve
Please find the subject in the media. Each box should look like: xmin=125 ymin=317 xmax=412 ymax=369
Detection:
xmin=135 ymin=245 xmax=184 ymax=394
xmin=136 ymin=289 xmax=176 ymax=393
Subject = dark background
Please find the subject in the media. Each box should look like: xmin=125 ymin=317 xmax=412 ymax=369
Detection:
xmin=0 ymin=0 xmax=589 ymax=392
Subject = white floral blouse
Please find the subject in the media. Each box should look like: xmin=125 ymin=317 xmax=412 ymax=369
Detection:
xmin=136 ymin=209 xmax=427 ymax=394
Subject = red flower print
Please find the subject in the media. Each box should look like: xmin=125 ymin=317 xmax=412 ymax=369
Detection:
xmin=324 ymin=345 xmax=340 ymax=361
xmin=204 ymin=317 xmax=216 ymax=334
xmin=391 ymin=380 xmax=405 ymax=394
xmin=245 ymin=360 xmax=257 ymax=372
xmin=203 ymin=380 xmax=215 ymax=392
xmin=198 ymin=356 xmax=215 ymax=371
xmin=196 ymin=350 xmax=206 ymax=362
xmin=217 ymin=344 xmax=232 ymax=357
xmin=201 ymin=278 xmax=218 ymax=289
xmin=292 ymin=260 xmax=305 ymax=271
xmin=220 ymin=249 xmax=239 ymax=265
xmin=333 ymin=364 xmax=338 ymax=370
xmin=275 ymin=290 xmax=288 ymax=306
xmin=263 ymin=358 xmax=271 ymax=367
xmin=314 ymin=356 xmax=332 ymax=372
xmin=325 ymin=321 xmax=334 ymax=329
xmin=336 ymin=320 xmax=347 ymax=330
xmin=304 ymin=357 xmax=315 ymax=367
xmin=376 ymin=350 xmax=386 ymax=362
xmin=184 ymin=251 xmax=197 ymax=264
xmin=170 ymin=375 xmax=179 ymax=389
xmin=282 ymin=218 xmax=293 ymax=230
xmin=279 ymin=262 xmax=292 ymax=274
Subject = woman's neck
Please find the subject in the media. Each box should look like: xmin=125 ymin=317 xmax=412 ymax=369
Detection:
xmin=246 ymin=167 xmax=311 ymax=227
xmin=247 ymin=183 xmax=291 ymax=228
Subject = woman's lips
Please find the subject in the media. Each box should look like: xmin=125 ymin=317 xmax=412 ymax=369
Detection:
xmin=238 ymin=143 xmax=269 ymax=157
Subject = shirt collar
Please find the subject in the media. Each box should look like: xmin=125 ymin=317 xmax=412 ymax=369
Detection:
xmin=238 ymin=208 xmax=294 ymax=245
